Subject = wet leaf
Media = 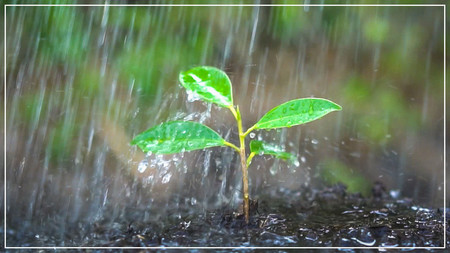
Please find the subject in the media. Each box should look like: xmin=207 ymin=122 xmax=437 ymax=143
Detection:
xmin=250 ymin=140 xmax=296 ymax=163
xmin=255 ymin=98 xmax=342 ymax=129
xmin=131 ymin=121 xmax=226 ymax=154
xmin=179 ymin=66 xmax=233 ymax=107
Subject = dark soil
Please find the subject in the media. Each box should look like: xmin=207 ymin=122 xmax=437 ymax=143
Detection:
xmin=5 ymin=182 xmax=448 ymax=248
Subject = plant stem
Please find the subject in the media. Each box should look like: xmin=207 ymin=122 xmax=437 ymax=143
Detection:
xmin=246 ymin=152 xmax=256 ymax=167
xmin=236 ymin=106 xmax=250 ymax=224
xmin=243 ymin=125 xmax=256 ymax=137
xmin=228 ymin=105 xmax=250 ymax=224
xmin=224 ymin=141 xmax=240 ymax=153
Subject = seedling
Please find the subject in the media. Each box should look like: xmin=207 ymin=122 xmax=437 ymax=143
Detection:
xmin=131 ymin=66 xmax=342 ymax=223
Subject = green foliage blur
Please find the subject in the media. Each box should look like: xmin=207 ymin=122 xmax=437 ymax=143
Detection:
xmin=320 ymin=159 xmax=372 ymax=197
xmin=6 ymin=2 xmax=444 ymax=196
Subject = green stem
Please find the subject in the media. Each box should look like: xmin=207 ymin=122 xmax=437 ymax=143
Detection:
xmin=224 ymin=141 xmax=240 ymax=153
xmin=243 ymin=124 xmax=256 ymax=137
xmin=246 ymin=152 xmax=256 ymax=167
xmin=228 ymin=105 xmax=250 ymax=224
xmin=236 ymin=106 xmax=250 ymax=224
xmin=228 ymin=105 xmax=238 ymax=119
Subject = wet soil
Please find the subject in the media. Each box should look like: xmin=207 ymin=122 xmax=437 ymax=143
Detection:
xmin=6 ymin=182 xmax=447 ymax=248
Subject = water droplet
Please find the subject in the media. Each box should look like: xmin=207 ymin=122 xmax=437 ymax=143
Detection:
xmin=190 ymin=197 xmax=197 ymax=205
xmin=249 ymin=132 xmax=256 ymax=138
xmin=187 ymin=90 xmax=202 ymax=102
xmin=270 ymin=166 xmax=278 ymax=175
xmin=300 ymin=156 xmax=306 ymax=163
xmin=390 ymin=189 xmax=400 ymax=199
xmin=311 ymin=139 xmax=319 ymax=145
xmin=162 ymin=173 xmax=172 ymax=184
xmin=293 ymin=160 xmax=300 ymax=167
xmin=305 ymin=231 xmax=318 ymax=241
xmin=138 ymin=160 xmax=148 ymax=173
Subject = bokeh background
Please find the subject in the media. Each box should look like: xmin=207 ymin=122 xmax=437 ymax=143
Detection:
xmin=2 ymin=0 xmax=446 ymax=246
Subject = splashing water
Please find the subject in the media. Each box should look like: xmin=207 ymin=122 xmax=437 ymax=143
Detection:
xmin=138 ymin=160 xmax=148 ymax=173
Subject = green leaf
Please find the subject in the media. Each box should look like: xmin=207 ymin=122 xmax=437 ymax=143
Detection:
xmin=250 ymin=140 xmax=297 ymax=163
xmin=179 ymin=66 xmax=233 ymax=107
xmin=131 ymin=121 xmax=226 ymax=154
xmin=255 ymin=98 xmax=342 ymax=129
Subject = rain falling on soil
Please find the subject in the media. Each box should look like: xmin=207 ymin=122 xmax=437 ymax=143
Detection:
xmin=3 ymin=2 xmax=446 ymax=247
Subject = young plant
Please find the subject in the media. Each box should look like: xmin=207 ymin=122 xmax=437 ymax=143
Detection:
xmin=131 ymin=66 xmax=342 ymax=223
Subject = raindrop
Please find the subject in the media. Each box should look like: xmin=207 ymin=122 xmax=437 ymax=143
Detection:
xmin=138 ymin=160 xmax=148 ymax=173
xmin=305 ymin=231 xmax=318 ymax=241
xmin=162 ymin=173 xmax=172 ymax=184
xmin=311 ymin=139 xmax=319 ymax=145
xmin=215 ymin=158 xmax=222 ymax=167
xmin=190 ymin=197 xmax=197 ymax=205
xmin=293 ymin=160 xmax=300 ymax=167
xmin=249 ymin=132 xmax=256 ymax=138
xmin=186 ymin=90 xmax=201 ymax=102
xmin=270 ymin=165 xmax=278 ymax=175
xmin=390 ymin=189 xmax=400 ymax=199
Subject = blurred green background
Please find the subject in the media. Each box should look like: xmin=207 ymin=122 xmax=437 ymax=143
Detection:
xmin=3 ymin=0 xmax=446 ymax=222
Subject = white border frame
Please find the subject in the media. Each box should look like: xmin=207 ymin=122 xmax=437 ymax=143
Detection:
xmin=3 ymin=3 xmax=446 ymax=250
